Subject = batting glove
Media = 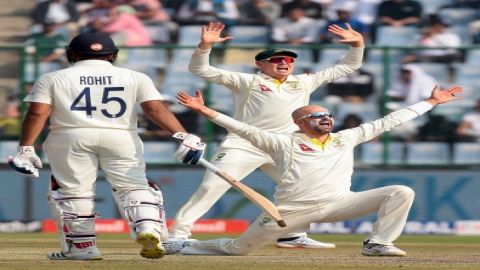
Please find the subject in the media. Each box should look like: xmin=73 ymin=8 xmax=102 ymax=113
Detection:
xmin=172 ymin=132 xmax=206 ymax=165
xmin=8 ymin=146 xmax=43 ymax=177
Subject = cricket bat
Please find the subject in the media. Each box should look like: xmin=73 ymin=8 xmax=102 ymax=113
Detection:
xmin=198 ymin=158 xmax=287 ymax=228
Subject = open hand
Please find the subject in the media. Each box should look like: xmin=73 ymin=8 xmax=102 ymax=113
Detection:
xmin=200 ymin=22 xmax=233 ymax=46
xmin=427 ymin=85 xmax=463 ymax=105
xmin=327 ymin=24 xmax=364 ymax=47
xmin=176 ymin=90 xmax=205 ymax=112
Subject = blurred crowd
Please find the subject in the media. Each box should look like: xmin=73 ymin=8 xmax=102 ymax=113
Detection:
xmin=1 ymin=0 xmax=480 ymax=146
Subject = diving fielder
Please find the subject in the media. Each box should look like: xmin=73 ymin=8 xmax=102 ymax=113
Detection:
xmin=171 ymin=22 xmax=364 ymax=248
xmin=168 ymin=85 xmax=463 ymax=256
xmin=8 ymin=33 xmax=202 ymax=260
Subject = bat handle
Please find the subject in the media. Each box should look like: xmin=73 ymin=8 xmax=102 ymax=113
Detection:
xmin=197 ymin=158 xmax=219 ymax=173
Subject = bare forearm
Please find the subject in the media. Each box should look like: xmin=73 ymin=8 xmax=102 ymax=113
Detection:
xmin=19 ymin=112 xmax=49 ymax=145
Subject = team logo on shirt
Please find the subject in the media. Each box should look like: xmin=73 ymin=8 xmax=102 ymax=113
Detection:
xmin=332 ymin=138 xmax=345 ymax=148
xmin=90 ymin=43 xmax=103 ymax=51
xmin=215 ymin=152 xmax=227 ymax=161
xmin=259 ymin=216 xmax=272 ymax=226
xmin=298 ymin=143 xmax=315 ymax=152
xmin=285 ymin=81 xmax=301 ymax=90
xmin=259 ymin=84 xmax=273 ymax=93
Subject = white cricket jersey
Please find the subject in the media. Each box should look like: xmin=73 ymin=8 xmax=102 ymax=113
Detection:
xmin=188 ymin=46 xmax=363 ymax=139
xmin=24 ymin=60 xmax=163 ymax=131
xmin=210 ymin=101 xmax=433 ymax=210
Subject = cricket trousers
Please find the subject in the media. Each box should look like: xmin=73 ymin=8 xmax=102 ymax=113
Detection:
xmin=171 ymin=141 xmax=311 ymax=239
xmin=181 ymin=185 xmax=415 ymax=255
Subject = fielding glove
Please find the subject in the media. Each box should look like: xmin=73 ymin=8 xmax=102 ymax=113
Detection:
xmin=172 ymin=132 xmax=205 ymax=165
xmin=8 ymin=146 xmax=43 ymax=177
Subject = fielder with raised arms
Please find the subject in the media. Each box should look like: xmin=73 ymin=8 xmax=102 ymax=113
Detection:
xmin=171 ymin=21 xmax=364 ymax=248
xmin=167 ymin=84 xmax=463 ymax=256
xmin=8 ymin=33 xmax=203 ymax=260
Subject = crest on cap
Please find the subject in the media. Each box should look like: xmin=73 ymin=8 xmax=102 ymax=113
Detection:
xmin=90 ymin=43 xmax=103 ymax=51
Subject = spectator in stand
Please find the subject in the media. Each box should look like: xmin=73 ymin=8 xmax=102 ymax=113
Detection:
xmin=125 ymin=0 xmax=179 ymax=42
xmin=78 ymin=0 xmax=114 ymax=34
xmin=386 ymin=64 xmax=437 ymax=110
xmin=418 ymin=114 xmax=458 ymax=143
xmin=281 ymin=0 xmax=323 ymax=19
xmin=24 ymin=21 xmax=68 ymax=82
xmin=334 ymin=113 xmax=362 ymax=132
xmin=456 ymin=99 xmax=480 ymax=142
xmin=0 ymin=96 xmax=21 ymax=140
xmin=271 ymin=8 xmax=319 ymax=44
xmin=320 ymin=2 xmax=369 ymax=44
xmin=326 ymin=67 xmax=375 ymax=102
xmin=376 ymin=0 xmax=423 ymax=27
xmin=31 ymin=0 xmax=81 ymax=39
xmin=238 ymin=0 xmax=281 ymax=25
xmin=402 ymin=17 xmax=462 ymax=63
xmin=176 ymin=0 xmax=240 ymax=27
xmin=93 ymin=5 xmax=153 ymax=46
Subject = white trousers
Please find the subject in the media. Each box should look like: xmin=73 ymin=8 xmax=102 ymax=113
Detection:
xmin=172 ymin=139 xmax=309 ymax=239
xmin=44 ymin=128 xmax=150 ymax=197
xmin=181 ymin=185 xmax=415 ymax=255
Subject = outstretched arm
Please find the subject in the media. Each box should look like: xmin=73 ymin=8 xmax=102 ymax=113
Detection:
xmin=176 ymin=90 xmax=219 ymax=118
xmin=198 ymin=22 xmax=234 ymax=50
xmin=327 ymin=23 xmax=364 ymax=47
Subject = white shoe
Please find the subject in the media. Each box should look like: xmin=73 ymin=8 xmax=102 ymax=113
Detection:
xmin=362 ymin=240 xmax=406 ymax=256
xmin=136 ymin=231 xmax=165 ymax=259
xmin=47 ymin=245 xmax=102 ymax=260
xmin=275 ymin=236 xmax=336 ymax=249
xmin=163 ymin=239 xmax=195 ymax=255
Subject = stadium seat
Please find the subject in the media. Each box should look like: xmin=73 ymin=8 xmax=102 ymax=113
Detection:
xmin=178 ymin=25 xmax=203 ymax=46
xmin=319 ymin=48 xmax=349 ymax=64
xmin=453 ymin=65 xmax=480 ymax=86
xmin=335 ymin=102 xmax=380 ymax=123
xmin=143 ymin=142 xmax=177 ymax=163
xmin=438 ymin=8 xmax=480 ymax=26
xmin=375 ymin=26 xmax=419 ymax=46
xmin=417 ymin=0 xmax=454 ymax=15
xmin=463 ymin=49 xmax=480 ymax=67
xmin=145 ymin=24 xmax=171 ymax=44
xmin=452 ymin=142 xmax=480 ymax=165
xmin=359 ymin=141 xmax=405 ymax=165
xmin=228 ymin=25 xmax=269 ymax=45
xmin=405 ymin=142 xmax=450 ymax=165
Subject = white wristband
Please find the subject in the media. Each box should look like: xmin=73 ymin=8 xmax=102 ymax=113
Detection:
xmin=18 ymin=146 xmax=35 ymax=154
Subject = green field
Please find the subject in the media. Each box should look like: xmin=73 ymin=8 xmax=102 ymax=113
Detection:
xmin=0 ymin=233 xmax=479 ymax=270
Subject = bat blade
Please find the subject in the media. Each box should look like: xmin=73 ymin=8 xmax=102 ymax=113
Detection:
xmin=198 ymin=158 xmax=286 ymax=227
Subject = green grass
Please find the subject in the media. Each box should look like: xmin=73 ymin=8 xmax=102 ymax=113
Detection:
xmin=0 ymin=233 xmax=479 ymax=270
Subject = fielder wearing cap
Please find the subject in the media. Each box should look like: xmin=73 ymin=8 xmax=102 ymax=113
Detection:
xmin=170 ymin=21 xmax=365 ymax=249
xmin=254 ymin=49 xmax=298 ymax=62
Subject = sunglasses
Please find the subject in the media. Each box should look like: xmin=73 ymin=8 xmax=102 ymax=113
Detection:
xmin=297 ymin=111 xmax=335 ymax=120
xmin=264 ymin=56 xmax=295 ymax=64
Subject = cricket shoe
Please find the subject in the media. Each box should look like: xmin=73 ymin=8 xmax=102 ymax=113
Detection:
xmin=361 ymin=240 xmax=406 ymax=257
xmin=275 ymin=236 xmax=336 ymax=249
xmin=136 ymin=231 xmax=165 ymax=259
xmin=47 ymin=245 xmax=102 ymax=260
xmin=163 ymin=239 xmax=196 ymax=255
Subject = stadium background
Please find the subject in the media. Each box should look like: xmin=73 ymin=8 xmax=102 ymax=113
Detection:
xmin=0 ymin=0 xmax=479 ymax=236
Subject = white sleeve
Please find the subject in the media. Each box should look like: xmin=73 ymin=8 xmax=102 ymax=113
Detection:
xmin=340 ymin=101 xmax=434 ymax=145
xmin=188 ymin=48 xmax=248 ymax=91
xmin=24 ymin=73 xmax=54 ymax=104
xmin=302 ymin=46 xmax=364 ymax=93
xmin=210 ymin=113 xmax=289 ymax=153
xmin=136 ymin=72 xmax=163 ymax=103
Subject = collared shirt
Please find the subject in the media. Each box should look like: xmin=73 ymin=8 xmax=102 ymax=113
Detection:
xmin=188 ymin=45 xmax=364 ymax=147
xmin=24 ymin=60 xmax=163 ymax=131
xmin=210 ymin=101 xmax=433 ymax=210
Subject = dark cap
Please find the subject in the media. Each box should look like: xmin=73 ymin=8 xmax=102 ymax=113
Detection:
xmin=67 ymin=33 xmax=119 ymax=55
xmin=255 ymin=49 xmax=298 ymax=61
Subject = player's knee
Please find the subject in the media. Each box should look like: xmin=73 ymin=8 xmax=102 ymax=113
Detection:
xmin=393 ymin=185 xmax=415 ymax=202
